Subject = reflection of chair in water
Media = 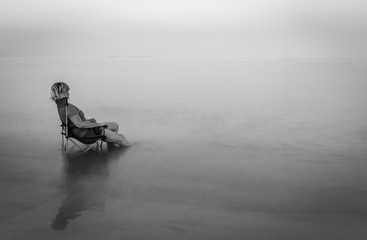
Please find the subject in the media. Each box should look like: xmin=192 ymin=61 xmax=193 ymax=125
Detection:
xmin=51 ymin=148 xmax=127 ymax=230
xmin=59 ymin=99 xmax=108 ymax=155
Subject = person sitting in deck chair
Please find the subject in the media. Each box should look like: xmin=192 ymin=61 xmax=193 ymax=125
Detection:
xmin=51 ymin=82 xmax=131 ymax=147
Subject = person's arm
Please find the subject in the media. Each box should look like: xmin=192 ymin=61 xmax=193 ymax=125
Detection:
xmin=69 ymin=114 xmax=104 ymax=128
xmin=87 ymin=118 xmax=97 ymax=123
xmin=67 ymin=105 xmax=104 ymax=128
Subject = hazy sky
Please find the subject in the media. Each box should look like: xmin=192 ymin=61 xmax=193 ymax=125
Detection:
xmin=0 ymin=0 xmax=366 ymax=57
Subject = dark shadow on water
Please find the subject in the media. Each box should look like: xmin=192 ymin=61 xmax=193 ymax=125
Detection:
xmin=51 ymin=146 xmax=128 ymax=230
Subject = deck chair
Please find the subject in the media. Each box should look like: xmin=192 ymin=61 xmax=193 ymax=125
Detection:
xmin=59 ymin=101 xmax=108 ymax=155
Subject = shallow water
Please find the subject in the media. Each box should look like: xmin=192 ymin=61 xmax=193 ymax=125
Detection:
xmin=1 ymin=57 xmax=367 ymax=239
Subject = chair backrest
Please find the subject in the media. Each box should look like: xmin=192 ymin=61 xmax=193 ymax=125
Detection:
xmin=58 ymin=98 xmax=70 ymax=137
xmin=57 ymin=98 xmax=75 ymax=139
xmin=64 ymin=100 xmax=69 ymax=137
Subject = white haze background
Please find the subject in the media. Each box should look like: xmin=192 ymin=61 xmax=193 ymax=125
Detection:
xmin=0 ymin=0 xmax=366 ymax=58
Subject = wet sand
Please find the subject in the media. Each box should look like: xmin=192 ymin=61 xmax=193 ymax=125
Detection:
xmin=1 ymin=58 xmax=367 ymax=239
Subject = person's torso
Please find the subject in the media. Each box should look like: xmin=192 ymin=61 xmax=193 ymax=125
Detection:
xmin=56 ymin=99 xmax=89 ymax=137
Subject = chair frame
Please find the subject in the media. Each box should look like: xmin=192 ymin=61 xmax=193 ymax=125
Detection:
xmin=60 ymin=102 xmax=107 ymax=155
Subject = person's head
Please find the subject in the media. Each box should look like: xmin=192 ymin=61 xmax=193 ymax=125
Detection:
xmin=50 ymin=82 xmax=70 ymax=101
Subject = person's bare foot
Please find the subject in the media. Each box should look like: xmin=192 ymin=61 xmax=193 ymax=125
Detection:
xmin=119 ymin=134 xmax=132 ymax=147
xmin=121 ymin=142 xmax=132 ymax=148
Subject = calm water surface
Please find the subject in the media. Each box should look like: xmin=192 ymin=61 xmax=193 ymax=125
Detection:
xmin=1 ymin=58 xmax=367 ymax=239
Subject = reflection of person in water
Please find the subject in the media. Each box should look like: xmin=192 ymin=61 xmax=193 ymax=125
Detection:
xmin=51 ymin=149 xmax=126 ymax=230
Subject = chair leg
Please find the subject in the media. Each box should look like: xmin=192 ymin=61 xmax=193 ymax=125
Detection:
xmin=62 ymin=138 xmax=105 ymax=154
xmin=63 ymin=138 xmax=68 ymax=155
xmin=83 ymin=141 xmax=99 ymax=152
xmin=99 ymin=141 xmax=103 ymax=151
xmin=61 ymin=135 xmax=67 ymax=155
xmin=70 ymin=138 xmax=87 ymax=152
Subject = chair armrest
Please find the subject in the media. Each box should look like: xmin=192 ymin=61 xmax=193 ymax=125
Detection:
xmin=61 ymin=124 xmax=108 ymax=137
xmin=61 ymin=124 xmax=108 ymax=129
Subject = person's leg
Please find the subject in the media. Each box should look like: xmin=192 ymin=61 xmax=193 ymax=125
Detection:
xmin=104 ymin=129 xmax=131 ymax=147
xmin=104 ymin=122 xmax=119 ymax=133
